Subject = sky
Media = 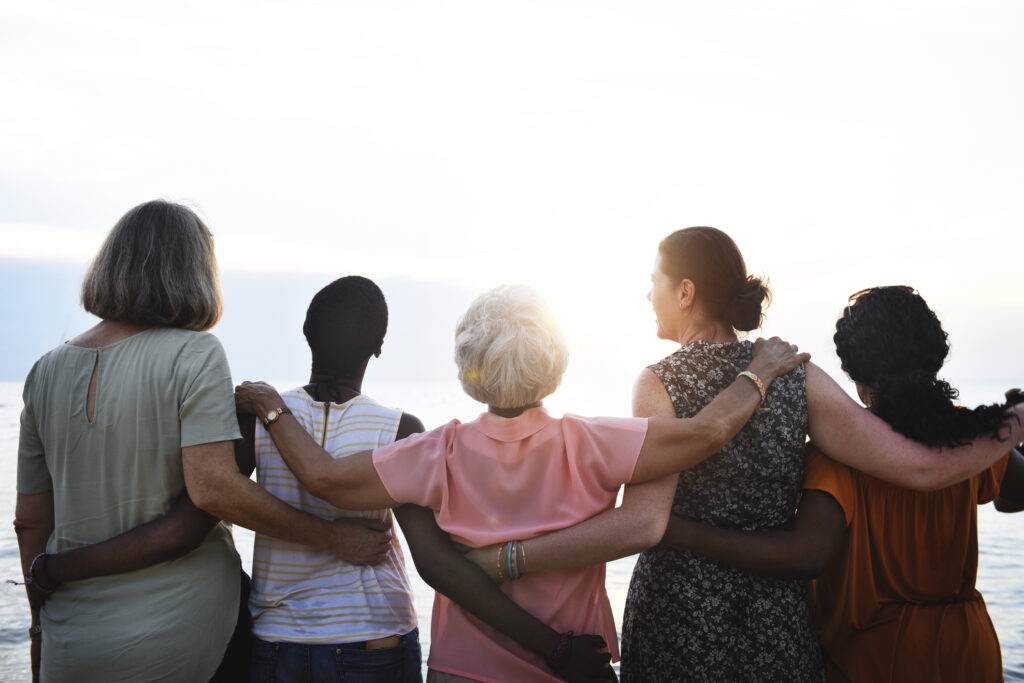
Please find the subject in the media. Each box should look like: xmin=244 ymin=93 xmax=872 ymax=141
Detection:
xmin=1 ymin=1 xmax=1022 ymax=411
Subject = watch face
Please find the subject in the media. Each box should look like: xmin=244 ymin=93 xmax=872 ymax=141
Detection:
xmin=266 ymin=409 xmax=280 ymax=422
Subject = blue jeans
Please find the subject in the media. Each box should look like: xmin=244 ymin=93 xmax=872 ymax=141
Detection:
xmin=250 ymin=629 xmax=422 ymax=683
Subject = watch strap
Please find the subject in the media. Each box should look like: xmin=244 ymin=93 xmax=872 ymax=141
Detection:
xmin=262 ymin=406 xmax=293 ymax=427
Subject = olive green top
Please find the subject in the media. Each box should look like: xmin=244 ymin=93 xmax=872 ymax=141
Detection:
xmin=18 ymin=327 xmax=242 ymax=682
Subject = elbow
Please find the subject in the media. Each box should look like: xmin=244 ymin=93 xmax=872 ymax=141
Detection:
xmin=638 ymin=511 xmax=672 ymax=551
xmin=187 ymin=486 xmax=220 ymax=517
xmin=186 ymin=475 xmax=231 ymax=518
xmin=304 ymin=475 xmax=334 ymax=503
xmin=905 ymin=467 xmax=948 ymax=492
xmin=12 ymin=515 xmax=39 ymax=542
xmin=410 ymin=554 xmax=449 ymax=593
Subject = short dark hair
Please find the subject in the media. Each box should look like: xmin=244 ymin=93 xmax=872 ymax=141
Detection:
xmin=81 ymin=200 xmax=222 ymax=331
xmin=657 ymin=226 xmax=770 ymax=332
xmin=836 ymin=286 xmax=1013 ymax=447
xmin=303 ymin=276 xmax=388 ymax=377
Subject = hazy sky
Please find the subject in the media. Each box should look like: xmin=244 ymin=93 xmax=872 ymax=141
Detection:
xmin=2 ymin=1 xmax=1021 ymax=405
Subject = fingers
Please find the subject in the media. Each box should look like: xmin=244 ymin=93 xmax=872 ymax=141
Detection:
xmin=361 ymin=519 xmax=392 ymax=532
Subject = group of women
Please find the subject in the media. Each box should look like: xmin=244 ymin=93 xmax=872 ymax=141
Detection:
xmin=15 ymin=200 xmax=1024 ymax=682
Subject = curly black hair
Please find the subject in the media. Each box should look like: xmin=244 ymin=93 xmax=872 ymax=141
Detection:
xmin=834 ymin=286 xmax=1017 ymax=448
xmin=303 ymin=276 xmax=388 ymax=378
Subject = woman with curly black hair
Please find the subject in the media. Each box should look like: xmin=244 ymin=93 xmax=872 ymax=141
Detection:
xmin=661 ymin=285 xmax=1024 ymax=682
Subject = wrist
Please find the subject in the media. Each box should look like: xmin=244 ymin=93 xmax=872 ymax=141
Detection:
xmin=313 ymin=518 xmax=335 ymax=553
xmin=254 ymin=392 xmax=286 ymax=419
xmin=738 ymin=369 xmax=769 ymax=408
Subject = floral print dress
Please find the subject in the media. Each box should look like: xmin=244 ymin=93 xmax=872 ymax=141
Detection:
xmin=621 ymin=341 xmax=824 ymax=682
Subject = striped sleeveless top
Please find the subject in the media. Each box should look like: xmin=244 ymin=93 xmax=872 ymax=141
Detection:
xmin=249 ymin=388 xmax=417 ymax=643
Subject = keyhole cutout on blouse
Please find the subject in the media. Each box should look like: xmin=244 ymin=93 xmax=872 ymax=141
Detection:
xmin=86 ymin=355 xmax=99 ymax=423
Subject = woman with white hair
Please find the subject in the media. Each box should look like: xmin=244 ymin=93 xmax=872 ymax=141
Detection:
xmin=235 ymin=283 xmax=809 ymax=682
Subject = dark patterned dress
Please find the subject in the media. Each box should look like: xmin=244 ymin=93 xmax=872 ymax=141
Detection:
xmin=620 ymin=341 xmax=824 ymax=683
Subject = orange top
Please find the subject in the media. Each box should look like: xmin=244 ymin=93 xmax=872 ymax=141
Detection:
xmin=803 ymin=445 xmax=1010 ymax=683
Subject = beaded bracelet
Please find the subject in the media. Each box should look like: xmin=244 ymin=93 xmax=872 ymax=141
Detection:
xmin=496 ymin=545 xmax=506 ymax=582
xmin=548 ymin=630 xmax=574 ymax=671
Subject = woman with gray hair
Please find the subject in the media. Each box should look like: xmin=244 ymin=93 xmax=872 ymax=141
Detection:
xmin=14 ymin=200 xmax=373 ymax=682
xmin=235 ymin=283 xmax=809 ymax=682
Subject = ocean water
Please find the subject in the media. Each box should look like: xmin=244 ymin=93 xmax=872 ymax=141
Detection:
xmin=2 ymin=378 xmax=1022 ymax=680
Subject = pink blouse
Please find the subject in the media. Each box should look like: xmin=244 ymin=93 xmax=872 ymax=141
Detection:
xmin=373 ymin=407 xmax=648 ymax=682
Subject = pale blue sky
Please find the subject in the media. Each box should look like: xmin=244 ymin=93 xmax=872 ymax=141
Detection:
xmin=2 ymin=1 xmax=1021 ymax=402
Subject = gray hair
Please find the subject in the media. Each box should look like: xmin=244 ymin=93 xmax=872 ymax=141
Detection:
xmin=81 ymin=200 xmax=223 ymax=331
xmin=454 ymin=284 xmax=569 ymax=409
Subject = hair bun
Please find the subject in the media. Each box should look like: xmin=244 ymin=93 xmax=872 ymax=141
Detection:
xmin=728 ymin=276 xmax=770 ymax=331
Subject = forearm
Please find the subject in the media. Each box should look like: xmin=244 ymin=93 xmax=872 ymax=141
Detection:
xmin=810 ymin=365 xmax=1024 ymax=490
xmin=519 ymin=476 xmax=678 ymax=572
xmin=395 ymin=505 xmax=562 ymax=657
xmin=633 ymin=377 xmax=762 ymax=482
xmin=262 ymin=417 xmax=393 ymax=509
xmin=44 ymin=493 xmax=217 ymax=583
xmin=183 ymin=441 xmax=341 ymax=553
xmin=660 ymin=489 xmax=845 ymax=580
xmin=14 ymin=492 xmax=54 ymax=622
xmin=199 ymin=470 xmax=335 ymax=550
xmin=263 ymin=415 xmax=342 ymax=494
xmin=661 ymin=516 xmax=815 ymax=580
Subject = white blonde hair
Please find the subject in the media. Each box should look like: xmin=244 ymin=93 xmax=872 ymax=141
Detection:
xmin=454 ymin=285 xmax=569 ymax=409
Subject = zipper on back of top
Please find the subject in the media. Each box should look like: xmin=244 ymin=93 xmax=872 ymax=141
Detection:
xmin=321 ymin=403 xmax=331 ymax=447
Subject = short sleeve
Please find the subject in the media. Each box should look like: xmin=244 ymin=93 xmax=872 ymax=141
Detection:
xmin=17 ymin=363 xmax=53 ymax=495
xmin=562 ymin=415 xmax=649 ymax=489
xmin=373 ymin=422 xmax=456 ymax=508
xmin=976 ymin=452 xmax=1011 ymax=504
xmin=802 ymin=443 xmax=856 ymax=527
xmin=178 ymin=333 xmax=242 ymax=448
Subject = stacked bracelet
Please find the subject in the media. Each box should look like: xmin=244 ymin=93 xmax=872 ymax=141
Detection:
xmin=496 ymin=540 xmax=528 ymax=581
xmin=548 ymin=631 xmax=574 ymax=671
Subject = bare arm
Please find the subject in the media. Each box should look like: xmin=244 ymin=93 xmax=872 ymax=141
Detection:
xmin=807 ymin=363 xmax=1024 ymax=490
xmin=396 ymin=505 xmax=615 ymax=681
xmin=234 ymin=382 xmax=397 ymax=510
xmin=631 ymin=337 xmax=810 ymax=482
xmin=50 ymin=509 xmax=208 ymax=577
xmin=36 ymin=492 xmax=219 ymax=589
xmin=464 ymin=338 xmax=808 ymax=579
xmin=659 ymin=490 xmax=847 ymax=580
xmin=14 ymin=491 xmax=53 ymax=681
xmin=183 ymin=439 xmax=391 ymax=558
xmin=393 ymin=412 xmax=615 ymax=680
xmin=995 ymin=447 xmax=1024 ymax=513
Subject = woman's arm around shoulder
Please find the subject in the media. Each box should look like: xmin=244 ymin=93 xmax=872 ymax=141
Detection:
xmin=806 ymin=363 xmax=1024 ymax=490
xmin=234 ymin=381 xmax=397 ymax=510
xmin=632 ymin=337 xmax=810 ymax=483
xmin=465 ymin=368 xmax=682 ymax=579
xmin=394 ymin=413 xmax=616 ymax=680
